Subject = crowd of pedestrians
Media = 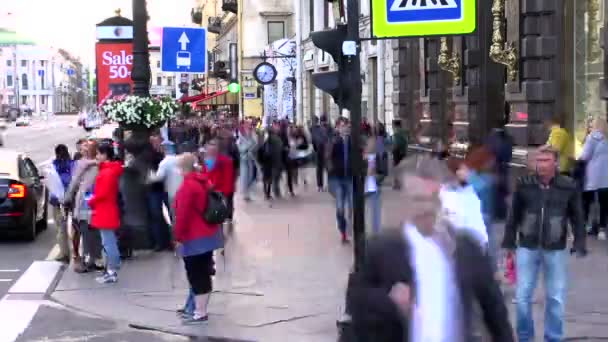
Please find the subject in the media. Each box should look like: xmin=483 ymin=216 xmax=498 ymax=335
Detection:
xmin=42 ymin=109 xmax=608 ymax=339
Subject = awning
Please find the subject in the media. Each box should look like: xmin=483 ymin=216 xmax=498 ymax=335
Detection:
xmin=193 ymin=90 xmax=238 ymax=107
xmin=179 ymin=93 xmax=208 ymax=103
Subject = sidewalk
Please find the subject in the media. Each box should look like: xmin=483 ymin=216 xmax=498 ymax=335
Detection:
xmin=49 ymin=184 xmax=608 ymax=340
xmin=51 ymin=186 xmax=354 ymax=342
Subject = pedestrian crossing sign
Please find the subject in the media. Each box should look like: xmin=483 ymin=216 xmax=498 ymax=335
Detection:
xmin=371 ymin=0 xmax=476 ymax=38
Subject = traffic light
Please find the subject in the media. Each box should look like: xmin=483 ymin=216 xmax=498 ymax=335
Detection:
xmin=212 ymin=61 xmax=228 ymax=79
xmin=228 ymin=43 xmax=239 ymax=93
xmin=311 ymin=24 xmax=353 ymax=110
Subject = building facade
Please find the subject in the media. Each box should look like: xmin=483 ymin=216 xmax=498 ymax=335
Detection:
xmin=149 ymin=48 xmax=177 ymax=97
xmin=385 ymin=0 xmax=607 ymax=158
xmin=192 ymin=0 xmax=294 ymax=118
xmin=296 ymin=0 xmax=395 ymax=131
xmin=0 ymin=42 xmax=87 ymax=114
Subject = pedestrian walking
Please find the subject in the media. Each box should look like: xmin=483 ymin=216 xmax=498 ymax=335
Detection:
xmin=50 ymin=144 xmax=75 ymax=264
xmin=174 ymin=153 xmax=224 ymax=324
xmin=237 ymin=119 xmax=258 ymax=201
xmin=578 ymin=117 xmax=608 ymax=238
xmin=258 ymin=124 xmax=284 ymax=202
xmin=391 ymin=119 xmax=408 ymax=189
xmin=311 ymin=116 xmax=332 ymax=192
xmin=149 ymin=140 xmax=182 ymax=226
xmin=544 ymin=116 xmax=575 ymax=175
xmin=502 ymin=146 xmax=587 ymax=342
xmin=64 ymin=140 xmax=102 ymax=273
xmin=363 ymin=136 xmax=387 ymax=235
xmin=146 ymin=135 xmax=171 ymax=251
xmin=327 ymin=117 xmax=353 ymax=244
xmin=201 ymin=138 xmax=235 ymax=231
xmin=348 ymin=156 xmax=514 ymax=342
xmin=89 ymin=144 xmax=124 ymax=284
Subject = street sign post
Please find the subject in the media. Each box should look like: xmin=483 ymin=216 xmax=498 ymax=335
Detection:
xmin=371 ymin=0 xmax=476 ymax=38
xmin=161 ymin=27 xmax=207 ymax=73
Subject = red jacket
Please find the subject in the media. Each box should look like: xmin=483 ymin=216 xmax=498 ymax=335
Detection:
xmin=173 ymin=172 xmax=220 ymax=243
xmin=201 ymin=154 xmax=234 ymax=195
xmin=89 ymin=161 xmax=123 ymax=230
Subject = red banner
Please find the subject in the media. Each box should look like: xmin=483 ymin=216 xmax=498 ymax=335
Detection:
xmin=95 ymin=42 xmax=134 ymax=106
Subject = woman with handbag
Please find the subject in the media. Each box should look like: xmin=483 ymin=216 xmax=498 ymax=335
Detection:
xmin=173 ymin=153 xmax=224 ymax=324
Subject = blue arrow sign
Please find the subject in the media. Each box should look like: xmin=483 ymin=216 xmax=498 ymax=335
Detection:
xmin=161 ymin=27 xmax=207 ymax=73
xmin=67 ymin=69 xmax=74 ymax=76
xmin=38 ymin=70 xmax=44 ymax=77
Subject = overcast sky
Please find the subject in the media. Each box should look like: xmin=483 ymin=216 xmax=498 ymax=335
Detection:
xmin=0 ymin=0 xmax=192 ymax=66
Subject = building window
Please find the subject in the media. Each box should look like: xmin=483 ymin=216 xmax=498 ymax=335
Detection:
xmin=20 ymin=60 xmax=27 ymax=67
xmin=7 ymin=75 xmax=13 ymax=87
xmin=157 ymin=60 xmax=161 ymax=68
xmin=40 ymin=60 xmax=45 ymax=67
xmin=21 ymin=74 xmax=28 ymax=89
xmin=167 ymin=78 xmax=173 ymax=86
xmin=157 ymin=76 xmax=162 ymax=86
xmin=7 ymin=60 xmax=11 ymax=67
xmin=268 ymin=21 xmax=285 ymax=44
xmin=21 ymin=96 xmax=27 ymax=105
xmin=41 ymin=96 xmax=46 ymax=105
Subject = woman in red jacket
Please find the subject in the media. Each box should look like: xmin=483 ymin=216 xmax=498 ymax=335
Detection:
xmin=88 ymin=144 xmax=123 ymax=284
xmin=201 ymin=138 xmax=235 ymax=227
xmin=173 ymin=153 xmax=223 ymax=324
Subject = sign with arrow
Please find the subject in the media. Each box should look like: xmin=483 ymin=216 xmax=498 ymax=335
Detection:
xmin=161 ymin=27 xmax=207 ymax=73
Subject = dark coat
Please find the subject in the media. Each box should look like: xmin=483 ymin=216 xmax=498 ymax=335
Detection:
xmin=348 ymin=229 xmax=514 ymax=342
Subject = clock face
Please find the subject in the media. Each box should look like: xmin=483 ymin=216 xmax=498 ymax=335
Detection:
xmin=254 ymin=63 xmax=277 ymax=84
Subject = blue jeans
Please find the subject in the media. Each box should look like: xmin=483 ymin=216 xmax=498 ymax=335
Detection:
xmin=516 ymin=248 xmax=567 ymax=342
xmin=184 ymin=288 xmax=196 ymax=315
xmin=365 ymin=191 xmax=382 ymax=234
xmin=329 ymin=177 xmax=353 ymax=234
xmin=99 ymin=229 xmax=121 ymax=272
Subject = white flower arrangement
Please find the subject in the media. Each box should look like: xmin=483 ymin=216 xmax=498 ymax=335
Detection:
xmin=101 ymin=95 xmax=179 ymax=128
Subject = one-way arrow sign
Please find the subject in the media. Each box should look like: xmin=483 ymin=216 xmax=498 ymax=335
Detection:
xmin=178 ymin=32 xmax=190 ymax=50
xmin=161 ymin=27 xmax=207 ymax=73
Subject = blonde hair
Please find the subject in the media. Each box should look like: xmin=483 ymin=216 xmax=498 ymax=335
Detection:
xmin=178 ymin=153 xmax=197 ymax=173
xmin=592 ymin=117 xmax=608 ymax=135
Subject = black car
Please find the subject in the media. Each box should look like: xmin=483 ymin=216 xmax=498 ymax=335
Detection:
xmin=0 ymin=150 xmax=48 ymax=240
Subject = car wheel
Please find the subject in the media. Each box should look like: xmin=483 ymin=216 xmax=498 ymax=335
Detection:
xmin=37 ymin=195 xmax=49 ymax=231
xmin=23 ymin=210 xmax=37 ymax=241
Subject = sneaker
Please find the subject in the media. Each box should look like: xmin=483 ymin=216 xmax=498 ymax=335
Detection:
xmin=182 ymin=314 xmax=208 ymax=325
xmin=95 ymin=271 xmax=118 ymax=284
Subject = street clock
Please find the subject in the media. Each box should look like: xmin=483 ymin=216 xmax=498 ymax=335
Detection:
xmin=253 ymin=62 xmax=277 ymax=85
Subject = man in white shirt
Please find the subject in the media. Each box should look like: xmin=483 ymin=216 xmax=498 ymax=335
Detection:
xmin=348 ymin=156 xmax=513 ymax=342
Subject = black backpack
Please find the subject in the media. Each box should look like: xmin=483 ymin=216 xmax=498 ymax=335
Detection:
xmin=203 ymin=190 xmax=230 ymax=225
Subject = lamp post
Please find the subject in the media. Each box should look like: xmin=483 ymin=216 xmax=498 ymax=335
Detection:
xmin=131 ymin=0 xmax=150 ymax=97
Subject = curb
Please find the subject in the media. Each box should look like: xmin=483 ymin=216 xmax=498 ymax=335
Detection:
xmin=49 ymin=294 xmax=257 ymax=342
xmin=128 ymin=323 xmax=257 ymax=342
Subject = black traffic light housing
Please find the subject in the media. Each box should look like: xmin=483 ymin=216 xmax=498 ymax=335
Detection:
xmin=311 ymin=24 xmax=347 ymax=65
xmin=212 ymin=61 xmax=228 ymax=79
xmin=311 ymin=24 xmax=353 ymax=110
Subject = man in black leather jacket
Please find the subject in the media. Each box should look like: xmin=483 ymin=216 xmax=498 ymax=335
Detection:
xmin=502 ymin=146 xmax=587 ymax=342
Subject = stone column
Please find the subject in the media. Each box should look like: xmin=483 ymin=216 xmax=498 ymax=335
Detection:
xmin=391 ymin=39 xmax=420 ymax=136
xmin=450 ymin=0 xmax=506 ymax=150
xmin=419 ymin=37 xmax=450 ymax=146
xmin=501 ymin=0 xmax=572 ymax=146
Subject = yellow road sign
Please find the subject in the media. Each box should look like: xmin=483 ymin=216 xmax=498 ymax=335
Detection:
xmin=371 ymin=0 xmax=476 ymax=38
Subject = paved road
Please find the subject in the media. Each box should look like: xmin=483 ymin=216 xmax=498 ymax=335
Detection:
xmin=0 ymin=115 xmax=87 ymax=298
xmin=3 ymin=115 xmax=84 ymax=165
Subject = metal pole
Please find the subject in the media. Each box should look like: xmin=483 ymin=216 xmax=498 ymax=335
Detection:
xmin=131 ymin=0 xmax=150 ymax=97
xmin=345 ymin=0 xmax=365 ymax=272
xmin=294 ymin=0 xmax=303 ymax=124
